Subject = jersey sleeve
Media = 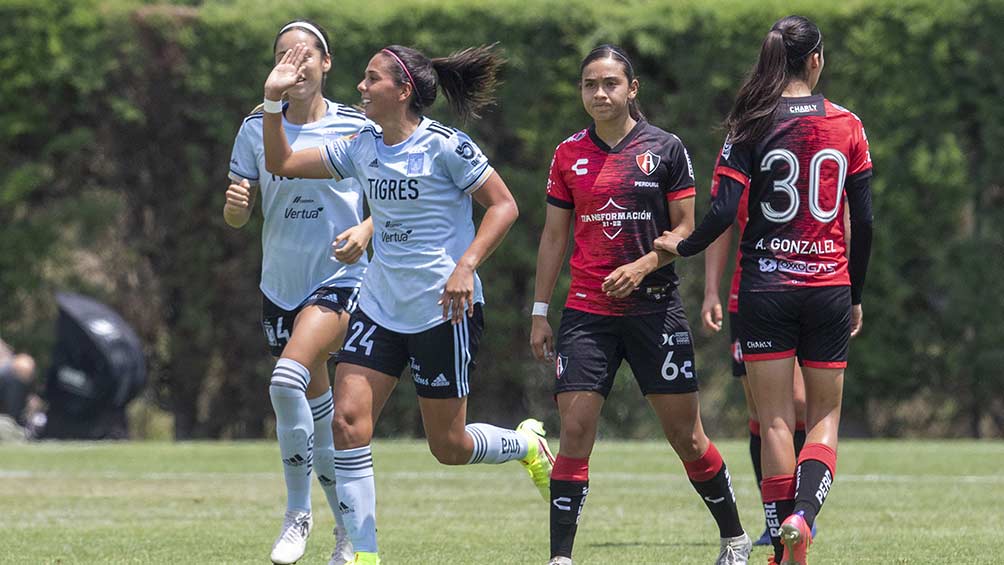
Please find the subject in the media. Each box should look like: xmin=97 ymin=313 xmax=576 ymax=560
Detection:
xmin=228 ymin=117 xmax=261 ymax=186
xmin=848 ymin=119 xmax=873 ymax=177
xmin=443 ymin=130 xmax=495 ymax=194
xmin=321 ymin=133 xmax=359 ymax=181
xmin=545 ymin=147 xmax=574 ymax=209
xmin=714 ymin=135 xmax=754 ymax=191
xmin=664 ymin=137 xmax=697 ymax=201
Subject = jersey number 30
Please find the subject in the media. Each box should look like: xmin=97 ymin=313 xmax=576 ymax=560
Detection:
xmin=760 ymin=148 xmax=847 ymax=224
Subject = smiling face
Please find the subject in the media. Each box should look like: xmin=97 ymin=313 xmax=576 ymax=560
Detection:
xmin=274 ymin=29 xmax=330 ymax=101
xmin=357 ymin=52 xmax=410 ymax=124
xmin=580 ymin=56 xmax=638 ymax=124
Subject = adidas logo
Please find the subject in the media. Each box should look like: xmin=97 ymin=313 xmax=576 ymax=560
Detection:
xmin=283 ymin=454 xmax=308 ymax=467
xmin=317 ymin=474 xmax=335 ymax=487
xmin=339 ymin=501 xmax=354 ymax=514
xmin=431 ymin=373 xmax=450 ymax=387
xmin=369 ymin=158 xmax=379 ymax=168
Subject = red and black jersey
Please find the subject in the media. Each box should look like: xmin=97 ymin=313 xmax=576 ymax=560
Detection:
xmin=680 ymin=95 xmax=873 ymax=298
xmin=546 ymin=120 xmax=696 ymax=316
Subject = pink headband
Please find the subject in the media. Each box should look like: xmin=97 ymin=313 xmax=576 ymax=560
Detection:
xmin=381 ymin=48 xmax=416 ymax=92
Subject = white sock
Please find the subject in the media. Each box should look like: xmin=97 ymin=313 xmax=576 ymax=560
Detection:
xmin=465 ymin=423 xmax=529 ymax=464
xmin=309 ymin=388 xmax=344 ymax=530
xmin=270 ymin=358 xmax=314 ymax=513
xmin=334 ymin=445 xmax=378 ymax=553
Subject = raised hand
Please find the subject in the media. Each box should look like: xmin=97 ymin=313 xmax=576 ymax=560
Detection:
xmin=264 ymin=43 xmax=308 ymax=100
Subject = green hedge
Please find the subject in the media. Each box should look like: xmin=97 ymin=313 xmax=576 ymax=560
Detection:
xmin=1 ymin=0 xmax=1002 ymax=438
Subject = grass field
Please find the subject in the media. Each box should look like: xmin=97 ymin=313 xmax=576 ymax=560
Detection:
xmin=1 ymin=440 xmax=1001 ymax=564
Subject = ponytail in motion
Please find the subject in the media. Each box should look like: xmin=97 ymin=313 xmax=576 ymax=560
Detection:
xmin=725 ymin=15 xmax=822 ymax=145
xmin=381 ymin=44 xmax=505 ymax=121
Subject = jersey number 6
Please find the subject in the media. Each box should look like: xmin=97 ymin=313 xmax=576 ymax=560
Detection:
xmin=760 ymin=148 xmax=847 ymax=224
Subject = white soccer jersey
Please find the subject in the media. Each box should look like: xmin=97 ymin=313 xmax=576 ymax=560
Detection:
xmin=321 ymin=117 xmax=495 ymax=333
xmin=229 ymin=100 xmax=369 ymax=311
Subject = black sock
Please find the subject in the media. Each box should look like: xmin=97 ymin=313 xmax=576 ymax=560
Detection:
xmin=794 ymin=427 xmax=807 ymax=457
xmin=764 ymin=498 xmax=795 ymax=562
xmin=550 ymin=479 xmax=588 ymax=558
xmin=690 ymin=464 xmax=744 ymax=538
xmin=749 ymin=428 xmax=763 ymax=488
xmin=794 ymin=459 xmax=832 ymax=528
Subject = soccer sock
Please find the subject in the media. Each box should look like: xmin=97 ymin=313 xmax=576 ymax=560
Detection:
xmin=762 ymin=474 xmax=796 ymax=562
xmin=794 ymin=421 xmax=807 ymax=457
xmin=793 ymin=443 xmax=836 ymax=528
xmin=683 ymin=442 xmax=744 ymax=538
xmin=464 ymin=423 xmax=529 ymax=464
xmin=269 ymin=358 xmax=314 ymax=513
xmin=748 ymin=419 xmax=764 ymax=487
xmin=334 ymin=445 xmax=378 ymax=553
xmin=550 ymin=455 xmax=589 ymax=559
xmin=309 ymin=388 xmax=345 ymax=530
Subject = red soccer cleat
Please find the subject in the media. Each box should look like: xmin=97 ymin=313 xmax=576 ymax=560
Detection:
xmin=779 ymin=513 xmax=813 ymax=565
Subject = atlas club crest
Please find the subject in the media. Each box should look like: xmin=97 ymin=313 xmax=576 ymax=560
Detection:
xmin=635 ymin=150 xmax=660 ymax=176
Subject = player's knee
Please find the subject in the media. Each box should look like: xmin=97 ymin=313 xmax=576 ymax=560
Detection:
xmin=664 ymin=426 xmax=702 ymax=459
xmin=331 ymin=410 xmax=369 ymax=448
xmin=427 ymin=440 xmax=466 ymax=465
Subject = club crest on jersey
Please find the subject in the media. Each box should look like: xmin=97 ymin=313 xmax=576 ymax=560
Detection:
xmin=635 ymin=150 xmax=661 ymax=176
xmin=407 ymin=153 xmax=424 ymax=176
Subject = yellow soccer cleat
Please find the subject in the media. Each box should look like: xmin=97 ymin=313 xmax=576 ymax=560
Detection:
xmin=349 ymin=552 xmax=380 ymax=565
xmin=517 ymin=418 xmax=555 ymax=500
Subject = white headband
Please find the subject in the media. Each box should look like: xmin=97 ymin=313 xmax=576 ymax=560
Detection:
xmin=279 ymin=21 xmax=329 ymax=55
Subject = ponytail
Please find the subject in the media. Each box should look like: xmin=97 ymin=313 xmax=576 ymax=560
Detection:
xmin=381 ymin=44 xmax=505 ymax=121
xmin=725 ymin=15 xmax=823 ymax=145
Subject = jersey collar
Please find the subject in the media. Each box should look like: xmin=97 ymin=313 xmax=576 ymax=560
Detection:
xmin=587 ymin=119 xmax=646 ymax=154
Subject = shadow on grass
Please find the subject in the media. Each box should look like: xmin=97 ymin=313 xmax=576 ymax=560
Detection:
xmin=582 ymin=541 xmax=718 ymax=548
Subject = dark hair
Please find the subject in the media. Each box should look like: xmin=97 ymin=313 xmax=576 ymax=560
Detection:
xmin=381 ymin=44 xmax=505 ymax=121
xmin=579 ymin=44 xmax=645 ymax=121
xmin=725 ymin=15 xmax=823 ymax=145
xmin=273 ymin=19 xmax=331 ymax=55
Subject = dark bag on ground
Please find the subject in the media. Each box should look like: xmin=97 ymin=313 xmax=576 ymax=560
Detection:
xmin=43 ymin=292 xmax=146 ymax=439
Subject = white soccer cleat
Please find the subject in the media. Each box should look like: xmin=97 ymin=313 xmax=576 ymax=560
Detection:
xmin=270 ymin=510 xmax=313 ymax=564
xmin=547 ymin=557 xmax=574 ymax=565
xmin=327 ymin=524 xmax=355 ymax=565
xmin=716 ymin=532 xmax=752 ymax=565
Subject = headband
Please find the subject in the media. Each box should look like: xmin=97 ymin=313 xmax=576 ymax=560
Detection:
xmin=382 ymin=48 xmax=416 ymax=92
xmin=279 ymin=21 xmax=329 ymax=54
xmin=796 ymin=31 xmax=822 ymax=59
xmin=587 ymin=46 xmax=635 ymax=77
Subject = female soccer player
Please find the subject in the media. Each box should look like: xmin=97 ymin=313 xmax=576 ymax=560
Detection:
xmin=657 ymin=16 xmax=873 ymax=565
xmin=224 ymin=20 xmax=371 ymax=565
xmin=260 ymin=42 xmax=553 ymax=565
xmin=702 ymin=184 xmax=813 ymax=547
xmin=530 ymin=45 xmax=752 ymax=565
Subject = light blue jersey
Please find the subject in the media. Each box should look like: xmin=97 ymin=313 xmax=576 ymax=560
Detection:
xmin=321 ymin=117 xmax=495 ymax=333
xmin=229 ymin=100 xmax=369 ymax=311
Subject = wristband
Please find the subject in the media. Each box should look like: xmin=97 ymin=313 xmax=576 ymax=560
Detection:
xmin=263 ymin=98 xmax=283 ymax=114
xmin=531 ymin=302 xmax=549 ymax=317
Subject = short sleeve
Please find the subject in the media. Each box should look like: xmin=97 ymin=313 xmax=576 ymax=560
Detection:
xmin=849 ymin=119 xmax=873 ymax=177
xmin=709 ymin=150 xmax=724 ymax=198
xmin=714 ymin=135 xmax=754 ymax=190
xmin=663 ymin=137 xmax=697 ymax=201
xmin=321 ymin=133 xmax=359 ymax=181
xmin=443 ymin=131 xmax=494 ymax=194
xmin=545 ymin=148 xmax=574 ymax=209
xmin=228 ymin=117 xmax=261 ymax=186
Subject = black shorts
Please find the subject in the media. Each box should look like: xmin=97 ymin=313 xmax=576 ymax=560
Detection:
xmin=728 ymin=311 xmax=746 ymax=378
xmin=261 ymin=286 xmax=360 ymax=357
xmin=737 ymin=286 xmax=851 ymax=369
xmin=337 ymin=305 xmax=484 ymax=399
xmin=554 ymin=303 xmax=699 ymax=397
